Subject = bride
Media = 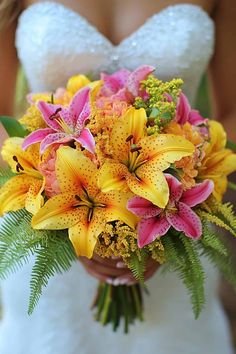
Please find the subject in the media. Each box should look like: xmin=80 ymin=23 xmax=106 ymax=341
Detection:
xmin=0 ymin=0 xmax=235 ymax=353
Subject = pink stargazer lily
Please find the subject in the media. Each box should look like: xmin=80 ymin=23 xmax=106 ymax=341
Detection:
xmin=22 ymin=87 xmax=95 ymax=154
xmin=175 ymin=93 xmax=208 ymax=126
xmin=127 ymin=174 xmax=214 ymax=248
xmin=98 ymin=65 xmax=154 ymax=103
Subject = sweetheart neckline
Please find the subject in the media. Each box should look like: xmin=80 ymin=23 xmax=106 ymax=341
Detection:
xmin=19 ymin=1 xmax=214 ymax=47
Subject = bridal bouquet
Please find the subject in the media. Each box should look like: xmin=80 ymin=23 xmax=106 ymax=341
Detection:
xmin=1 ymin=65 xmax=236 ymax=333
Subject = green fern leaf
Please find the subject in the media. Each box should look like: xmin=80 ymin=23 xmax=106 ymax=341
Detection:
xmin=0 ymin=168 xmax=15 ymax=187
xmin=200 ymin=222 xmax=228 ymax=257
xmin=127 ymin=250 xmax=148 ymax=284
xmin=179 ymin=235 xmax=205 ymax=318
xmin=0 ymin=209 xmax=43 ymax=278
xmin=201 ymin=244 xmax=236 ymax=288
xmin=28 ymin=230 xmax=77 ymax=314
xmin=217 ymin=202 xmax=236 ymax=231
xmin=0 ymin=209 xmax=77 ymax=314
xmin=162 ymin=232 xmax=205 ymax=318
xmin=198 ymin=210 xmax=236 ymax=237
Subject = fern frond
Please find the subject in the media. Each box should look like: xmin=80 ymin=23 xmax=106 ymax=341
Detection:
xmin=127 ymin=250 xmax=148 ymax=284
xmin=202 ymin=197 xmax=236 ymax=234
xmin=0 ymin=168 xmax=15 ymax=187
xmin=161 ymin=233 xmax=185 ymax=270
xmin=200 ymin=222 xmax=228 ymax=257
xmin=228 ymin=181 xmax=236 ymax=191
xmin=0 ymin=209 xmax=77 ymax=314
xmin=0 ymin=209 xmax=43 ymax=278
xmin=162 ymin=233 xmax=205 ymax=318
xmin=179 ymin=235 xmax=205 ymax=318
xmin=201 ymin=244 xmax=236 ymax=289
xmin=28 ymin=230 xmax=77 ymax=314
xmin=216 ymin=202 xmax=236 ymax=231
xmin=198 ymin=210 xmax=236 ymax=237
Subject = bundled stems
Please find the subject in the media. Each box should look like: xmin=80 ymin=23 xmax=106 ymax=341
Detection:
xmin=92 ymin=282 xmax=144 ymax=333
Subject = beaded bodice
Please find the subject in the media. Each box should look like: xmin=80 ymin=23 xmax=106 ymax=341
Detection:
xmin=16 ymin=2 xmax=215 ymax=104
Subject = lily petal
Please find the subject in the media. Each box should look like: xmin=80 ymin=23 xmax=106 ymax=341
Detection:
xmin=97 ymin=190 xmax=138 ymax=229
xmin=203 ymin=150 xmax=236 ymax=177
xmin=181 ymin=179 xmax=214 ymax=207
xmin=40 ymin=132 xmax=70 ymax=153
xmin=37 ymin=101 xmax=63 ymax=130
xmin=127 ymin=196 xmax=162 ymax=218
xmin=58 ymin=108 xmax=74 ymax=130
xmin=127 ymin=165 xmax=170 ymax=208
xmin=175 ymin=93 xmax=190 ymax=125
xmin=206 ymin=121 xmax=226 ymax=155
xmin=69 ymin=86 xmax=90 ymax=126
xmin=100 ymin=73 xmax=123 ymax=96
xmin=1 ymin=137 xmax=41 ymax=178
xmin=165 ymin=174 xmax=183 ymax=204
xmin=166 ymin=202 xmax=202 ymax=239
xmin=32 ymin=193 xmax=85 ymax=229
xmin=137 ymin=217 xmax=170 ymax=248
xmin=188 ymin=110 xmax=207 ymax=126
xmin=25 ymin=178 xmax=45 ymax=215
xmin=76 ymin=100 xmax=91 ymax=127
xmin=110 ymin=107 xmax=147 ymax=162
xmin=0 ymin=175 xmax=37 ymax=215
xmin=98 ymin=162 xmax=128 ymax=193
xmin=56 ymin=146 xmax=98 ymax=194
xmin=140 ymin=134 xmax=195 ymax=170
xmin=126 ymin=65 xmax=154 ymax=97
xmin=212 ymin=176 xmax=228 ymax=201
xmin=22 ymin=128 xmax=54 ymax=150
xmin=69 ymin=210 xmax=105 ymax=258
xmin=75 ymin=127 xmax=95 ymax=154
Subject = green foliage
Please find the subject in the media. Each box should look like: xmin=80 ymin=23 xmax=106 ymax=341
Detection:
xmin=162 ymin=232 xmax=205 ymax=318
xmin=200 ymin=224 xmax=236 ymax=288
xmin=0 ymin=209 xmax=43 ymax=278
xmin=200 ymin=222 xmax=228 ymax=257
xmin=0 ymin=168 xmax=15 ymax=187
xmin=226 ymin=140 xmax=236 ymax=152
xmin=198 ymin=199 xmax=236 ymax=237
xmin=0 ymin=115 xmax=29 ymax=137
xmin=29 ymin=229 xmax=77 ymax=314
xmin=127 ymin=250 xmax=148 ymax=284
xmin=228 ymin=181 xmax=236 ymax=191
xmin=0 ymin=209 xmax=77 ymax=314
xmin=216 ymin=202 xmax=236 ymax=231
xmin=198 ymin=210 xmax=236 ymax=237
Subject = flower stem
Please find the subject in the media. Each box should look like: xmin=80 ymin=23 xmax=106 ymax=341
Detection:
xmin=92 ymin=282 xmax=144 ymax=333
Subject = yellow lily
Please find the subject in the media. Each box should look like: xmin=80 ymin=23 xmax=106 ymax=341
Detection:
xmin=98 ymin=108 xmax=195 ymax=208
xmin=199 ymin=121 xmax=236 ymax=200
xmin=32 ymin=146 xmax=137 ymax=258
xmin=0 ymin=137 xmax=45 ymax=215
xmin=66 ymin=74 xmax=91 ymax=95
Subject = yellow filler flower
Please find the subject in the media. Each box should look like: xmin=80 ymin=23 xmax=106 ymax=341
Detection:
xmin=0 ymin=137 xmax=45 ymax=215
xmin=98 ymin=108 xmax=195 ymax=208
xmin=199 ymin=121 xmax=236 ymax=200
xmin=32 ymin=146 xmax=137 ymax=258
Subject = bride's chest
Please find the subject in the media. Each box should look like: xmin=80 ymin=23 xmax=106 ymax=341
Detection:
xmin=24 ymin=0 xmax=215 ymax=45
xmin=16 ymin=2 xmax=215 ymax=104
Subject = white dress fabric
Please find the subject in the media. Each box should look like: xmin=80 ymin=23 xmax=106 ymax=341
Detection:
xmin=0 ymin=2 xmax=234 ymax=353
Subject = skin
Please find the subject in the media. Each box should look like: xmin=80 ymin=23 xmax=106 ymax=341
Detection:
xmin=0 ymin=0 xmax=236 ymax=284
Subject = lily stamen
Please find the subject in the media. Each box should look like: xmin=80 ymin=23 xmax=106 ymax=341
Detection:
xmin=126 ymin=135 xmax=133 ymax=142
xmin=130 ymin=146 xmax=142 ymax=153
xmin=88 ymin=208 xmax=94 ymax=222
xmin=49 ymin=107 xmax=62 ymax=120
xmin=13 ymin=156 xmax=24 ymax=173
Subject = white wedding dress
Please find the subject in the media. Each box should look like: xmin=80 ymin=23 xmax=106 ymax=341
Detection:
xmin=0 ymin=2 xmax=234 ymax=354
